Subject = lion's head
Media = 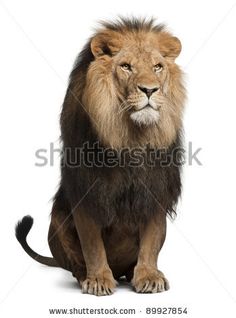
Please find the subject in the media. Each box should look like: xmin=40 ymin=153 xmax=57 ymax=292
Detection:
xmin=63 ymin=18 xmax=186 ymax=149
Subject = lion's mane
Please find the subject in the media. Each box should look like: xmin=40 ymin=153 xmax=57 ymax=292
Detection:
xmin=57 ymin=18 xmax=185 ymax=226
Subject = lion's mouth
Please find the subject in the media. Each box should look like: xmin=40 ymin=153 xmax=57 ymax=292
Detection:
xmin=134 ymin=103 xmax=161 ymax=113
xmin=130 ymin=104 xmax=160 ymax=126
xmin=136 ymin=104 xmax=155 ymax=112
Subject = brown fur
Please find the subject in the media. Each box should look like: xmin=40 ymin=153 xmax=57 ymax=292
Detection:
xmin=15 ymin=18 xmax=186 ymax=296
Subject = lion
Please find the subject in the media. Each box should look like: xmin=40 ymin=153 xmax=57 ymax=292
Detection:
xmin=15 ymin=18 xmax=186 ymax=296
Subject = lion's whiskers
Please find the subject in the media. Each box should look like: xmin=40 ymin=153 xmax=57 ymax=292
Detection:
xmin=118 ymin=101 xmax=132 ymax=115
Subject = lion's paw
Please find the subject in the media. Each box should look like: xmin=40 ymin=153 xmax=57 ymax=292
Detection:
xmin=132 ymin=266 xmax=169 ymax=293
xmin=81 ymin=269 xmax=117 ymax=296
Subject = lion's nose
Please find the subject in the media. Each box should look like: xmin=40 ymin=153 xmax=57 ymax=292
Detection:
xmin=138 ymin=86 xmax=159 ymax=98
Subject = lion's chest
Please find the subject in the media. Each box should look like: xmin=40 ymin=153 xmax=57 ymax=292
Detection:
xmin=69 ymin=163 xmax=180 ymax=227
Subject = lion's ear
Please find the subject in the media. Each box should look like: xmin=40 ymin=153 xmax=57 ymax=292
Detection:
xmin=158 ymin=33 xmax=182 ymax=61
xmin=91 ymin=31 xmax=122 ymax=58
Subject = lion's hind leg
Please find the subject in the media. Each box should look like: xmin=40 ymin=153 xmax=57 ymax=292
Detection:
xmin=48 ymin=203 xmax=86 ymax=284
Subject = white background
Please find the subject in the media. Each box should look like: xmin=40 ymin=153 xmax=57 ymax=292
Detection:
xmin=0 ymin=0 xmax=236 ymax=317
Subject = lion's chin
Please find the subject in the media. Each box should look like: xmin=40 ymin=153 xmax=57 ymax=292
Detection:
xmin=130 ymin=107 xmax=160 ymax=126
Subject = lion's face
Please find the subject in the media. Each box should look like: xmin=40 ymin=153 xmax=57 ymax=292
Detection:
xmin=82 ymin=26 xmax=185 ymax=148
xmin=112 ymin=44 xmax=169 ymax=126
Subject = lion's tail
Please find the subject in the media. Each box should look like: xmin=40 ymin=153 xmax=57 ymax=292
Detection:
xmin=15 ymin=215 xmax=58 ymax=267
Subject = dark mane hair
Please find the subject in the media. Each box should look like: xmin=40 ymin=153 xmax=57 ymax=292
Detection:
xmin=100 ymin=17 xmax=165 ymax=33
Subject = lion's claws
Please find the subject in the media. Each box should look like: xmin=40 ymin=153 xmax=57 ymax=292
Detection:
xmin=132 ymin=266 xmax=169 ymax=293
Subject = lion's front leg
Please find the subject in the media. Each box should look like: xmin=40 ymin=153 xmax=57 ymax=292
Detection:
xmin=73 ymin=208 xmax=117 ymax=296
xmin=132 ymin=210 xmax=169 ymax=293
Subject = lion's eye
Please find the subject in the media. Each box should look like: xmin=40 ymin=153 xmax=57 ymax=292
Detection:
xmin=121 ymin=63 xmax=132 ymax=71
xmin=154 ymin=63 xmax=163 ymax=73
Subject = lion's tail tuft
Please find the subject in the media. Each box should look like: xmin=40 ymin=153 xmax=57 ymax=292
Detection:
xmin=15 ymin=215 xmax=33 ymax=242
